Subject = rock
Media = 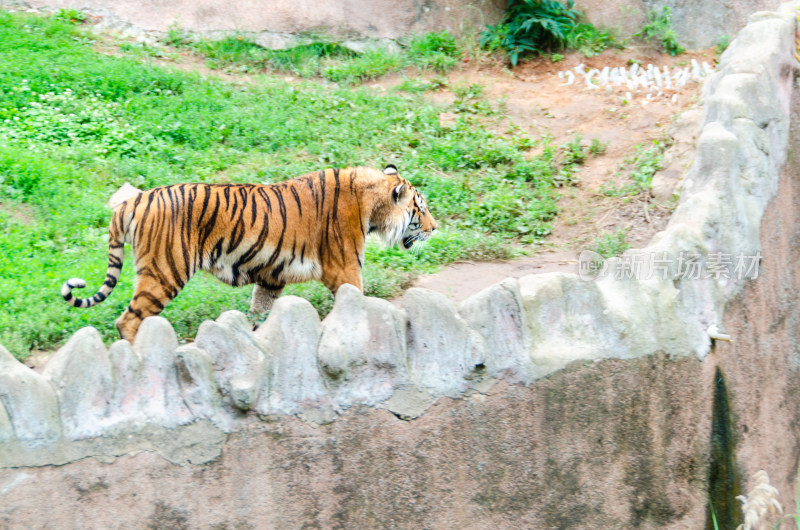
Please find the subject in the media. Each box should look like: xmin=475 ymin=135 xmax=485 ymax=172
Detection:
xmin=403 ymin=288 xmax=486 ymax=396
xmin=0 ymin=400 xmax=14 ymax=444
xmin=254 ymin=296 xmax=330 ymax=416
xmin=380 ymin=385 xmax=434 ymax=421
xmin=318 ymin=284 xmax=408 ymax=407
xmin=194 ymin=311 xmax=268 ymax=412
xmin=175 ymin=345 xmax=231 ymax=430
xmin=459 ymin=278 xmax=532 ymax=382
xmin=130 ymin=317 xmax=193 ymax=427
xmin=42 ymin=327 xmax=114 ymax=440
xmin=0 ymin=344 xmax=61 ymax=447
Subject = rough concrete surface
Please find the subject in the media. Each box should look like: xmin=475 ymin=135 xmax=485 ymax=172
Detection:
xmin=0 ymin=0 xmax=777 ymax=49
xmin=1 ymin=0 xmax=506 ymax=48
xmin=1 ymin=2 xmax=800 ymax=528
xmin=576 ymin=0 xmax=780 ymax=49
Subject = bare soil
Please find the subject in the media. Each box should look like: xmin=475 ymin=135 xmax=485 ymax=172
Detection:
xmin=399 ymin=47 xmax=715 ymax=303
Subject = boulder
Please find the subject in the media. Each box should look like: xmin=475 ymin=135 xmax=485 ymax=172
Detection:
xmin=130 ymin=317 xmax=193 ymax=427
xmin=403 ymin=288 xmax=486 ymax=396
xmin=175 ymin=344 xmax=231 ymax=430
xmin=459 ymin=278 xmax=532 ymax=382
xmin=194 ymin=311 xmax=268 ymax=412
xmin=254 ymin=296 xmax=331 ymax=418
xmin=0 ymin=345 xmax=60 ymax=447
xmin=318 ymin=284 xmax=408 ymax=406
xmin=42 ymin=327 xmax=114 ymax=439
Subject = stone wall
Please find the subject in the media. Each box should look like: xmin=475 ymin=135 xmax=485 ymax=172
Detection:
xmin=2 ymin=3 xmax=800 ymax=528
xmin=576 ymin=0 xmax=780 ymax=49
xmin=1 ymin=0 xmax=780 ymax=49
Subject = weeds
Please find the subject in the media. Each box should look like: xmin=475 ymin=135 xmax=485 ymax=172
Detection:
xmin=162 ymin=28 xmax=463 ymax=83
xmin=481 ymin=0 xmax=582 ymax=65
xmin=634 ymin=7 xmax=685 ymax=56
xmin=593 ymin=228 xmax=631 ymax=258
xmin=600 ymin=139 xmax=665 ymax=197
xmin=565 ymin=23 xmax=620 ymax=57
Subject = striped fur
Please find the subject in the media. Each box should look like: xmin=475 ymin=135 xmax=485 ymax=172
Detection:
xmin=61 ymin=166 xmax=437 ymax=342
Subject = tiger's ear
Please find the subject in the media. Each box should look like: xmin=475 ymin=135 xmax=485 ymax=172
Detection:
xmin=392 ymin=184 xmax=407 ymax=203
xmin=383 ymin=164 xmax=398 ymax=175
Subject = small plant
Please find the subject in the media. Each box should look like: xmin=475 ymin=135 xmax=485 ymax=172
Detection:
xmin=589 ymin=138 xmax=608 ymax=156
xmin=165 ymin=22 xmax=192 ymax=47
xmin=593 ymin=228 xmax=630 ymax=258
xmin=55 ymin=9 xmax=87 ymax=24
xmin=716 ymin=35 xmax=731 ymax=55
xmin=627 ymin=140 xmax=666 ymax=190
xmin=550 ymin=53 xmax=564 ymax=62
xmin=405 ymin=31 xmax=460 ymax=73
xmin=452 ymin=83 xmax=496 ymax=115
xmin=481 ymin=0 xmax=583 ymax=65
xmin=565 ymin=22 xmax=620 ymax=57
xmin=635 ymin=6 xmax=685 ymax=56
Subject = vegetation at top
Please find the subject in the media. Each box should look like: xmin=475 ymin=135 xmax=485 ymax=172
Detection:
xmin=0 ymin=11 xmax=606 ymax=360
xmin=482 ymin=0 xmax=687 ymax=65
xmin=164 ymin=27 xmax=464 ymax=82
xmin=481 ymin=0 xmax=622 ymax=65
xmin=633 ymin=6 xmax=685 ymax=56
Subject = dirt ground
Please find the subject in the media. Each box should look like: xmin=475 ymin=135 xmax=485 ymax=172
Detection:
xmin=403 ymin=46 xmax=715 ymax=302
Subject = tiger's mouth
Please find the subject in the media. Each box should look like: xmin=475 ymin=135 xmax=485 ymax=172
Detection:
xmin=402 ymin=232 xmax=431 ymax=249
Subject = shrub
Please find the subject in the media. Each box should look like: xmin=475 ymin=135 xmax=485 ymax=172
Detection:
xmin=481 ymin=0 xmax=582 ymax=65
xmin=634 ymin=7 xmax=685 ymax=56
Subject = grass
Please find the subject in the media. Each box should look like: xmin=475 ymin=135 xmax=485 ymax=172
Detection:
xmin=0 ymin=11 xmax=583 ymax=360
xmin=634 ymin=7 xmax=685 ymax=56
xmin=599 ymin=139 xmax=666 ymax=197
xmin=593 ymin=228 xmax=631 ymax=258
xmin=160 ymin=27 xmax=463 ymax=84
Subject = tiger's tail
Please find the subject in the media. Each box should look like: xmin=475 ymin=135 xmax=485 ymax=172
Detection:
xmin=61 ymin=200 xmax=132 ymax=309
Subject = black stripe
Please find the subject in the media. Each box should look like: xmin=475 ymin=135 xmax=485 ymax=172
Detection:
xmin=290 ymin=185 xmax=303 ymax=217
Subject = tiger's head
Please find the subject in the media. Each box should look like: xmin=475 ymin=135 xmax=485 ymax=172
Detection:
xmin=380 ymin=165 xmax=437 ymax=251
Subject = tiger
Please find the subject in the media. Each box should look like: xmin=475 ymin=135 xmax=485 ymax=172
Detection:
xmin=61 ymin=165 xmax=437 ymax=343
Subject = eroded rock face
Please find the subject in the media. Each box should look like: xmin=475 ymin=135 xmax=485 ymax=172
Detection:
xmin=318 ymin=284 xmax=408 ymax=407
xmin=0 ymin=345 xmax=60 ymax=448
xmin=42 ymin=327 xmax=113 ymax=440
xmin=404 ymin=287 xmax=487 ymax=396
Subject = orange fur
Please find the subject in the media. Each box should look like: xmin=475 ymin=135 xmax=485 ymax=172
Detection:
xmin=61 ymin=166 xmax=437 ymax=342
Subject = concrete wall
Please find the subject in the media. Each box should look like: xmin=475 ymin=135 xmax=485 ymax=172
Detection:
xmin=2 ymin=0 xmax=777 ymax=49
xmin=576 ymin=0 xmax=780 ymax=49
xmin=2 ymin=3 xmax=800 ymax=528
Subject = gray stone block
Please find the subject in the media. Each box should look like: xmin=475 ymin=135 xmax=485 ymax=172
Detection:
xmin=0 ymin=345 xmax=60 ymax=447
xmin=459 ymin=278 xmax=532 ymax=382
xmin=403 ymin=287 xmax=486 ymax=395
xmin=318 ymin=284 xmax=408 ymax=406
xmin=254 ymin=296 xmax=330 ymax=416
xmin=43 ymin=327 xmax=114 ymax=440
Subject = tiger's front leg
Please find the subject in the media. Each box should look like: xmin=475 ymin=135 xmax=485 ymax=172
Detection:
xmin=250 ymin=282 xmax=285 ymax=313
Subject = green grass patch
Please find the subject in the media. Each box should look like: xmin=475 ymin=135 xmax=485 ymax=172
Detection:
xmin=0 ymin=11 xmax=578 ymax=359
xmin=161 ymin=28 xmax=464 ymax=83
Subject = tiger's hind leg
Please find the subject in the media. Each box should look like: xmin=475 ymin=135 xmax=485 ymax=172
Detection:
xmin=115 ymin=275 xmax=184 ymax=343
xmin=250 ymin=282 xmax=285 ymax=313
